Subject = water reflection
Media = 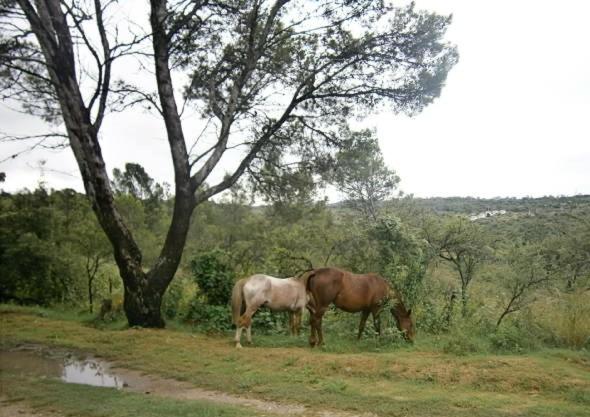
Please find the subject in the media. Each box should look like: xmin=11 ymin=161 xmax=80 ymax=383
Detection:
xmin=0 ymin=349 xmax=125 ymax=389
xmin=62 ymin=357 xmax=124 ymax=388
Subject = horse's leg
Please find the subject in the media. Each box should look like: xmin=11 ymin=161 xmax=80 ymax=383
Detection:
xmin=234 ymin=325 xmax=244 ymax=349
xmin=357 ymin=310 xmax=370 ymax=339
xmin=308 ymin=313 xmax=317 ymax=346
xmin=295 ymin=309 xmax=302 ymax=336
xmin=306 ymin=304 xmax=318 ymax=347
xmin=289 ymin=309 xmax=301 ymax=336
xmin=312 ymin=308 xmax=327 ymax=347
xmin=316 ymin=311 xmax=326 ymax=346
xmin=246 ymin=324 xmax=252 ymax=344
xmin=371 ymin=307 xmax=383 ymax=336
xmin=237 ymin=299 xmax=263 ymax=347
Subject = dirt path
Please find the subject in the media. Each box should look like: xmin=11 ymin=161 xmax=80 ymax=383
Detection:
xmin=1 ymin=345 xmax=375 ymax=417
xmin=115 ymin=366 xmax=308 ymax=415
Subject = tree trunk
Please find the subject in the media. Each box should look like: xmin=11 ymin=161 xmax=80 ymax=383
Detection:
xmin=14 ymin=0 xmax=196 ymax=328
xmin=88 ymin=278 xmax=94 ymax=314
xmin=460 ymin=281 xmax=468 ymax=317
xmin=123 ymin=275 xmax=165 ymax=328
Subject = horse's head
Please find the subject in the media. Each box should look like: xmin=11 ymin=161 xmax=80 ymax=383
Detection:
xmin=387 ymin=286 xmax=415 ymax=342
xmin=389 ymin=301 xmax=415 ymax=342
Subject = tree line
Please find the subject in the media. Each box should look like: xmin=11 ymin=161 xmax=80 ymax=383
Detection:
xmin=2 ymin=161 xmax=588 ymax=348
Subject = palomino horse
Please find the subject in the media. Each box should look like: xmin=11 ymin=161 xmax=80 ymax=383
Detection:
xmin=305 ymin=267 xmax=415 ymax=347
xmin=231 ymin=274 xmax=308 ymax=348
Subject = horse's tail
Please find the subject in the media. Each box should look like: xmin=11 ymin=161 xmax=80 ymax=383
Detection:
xmin=300 ymin=269 xmax=318 ymax=313
xmin=299 ymin=269 xmax=316 ymax=291
xmin=231 ymin=278 xmax=247 ymax=325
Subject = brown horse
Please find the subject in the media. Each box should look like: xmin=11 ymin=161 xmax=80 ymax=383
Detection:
xmin=305 ymin=267 xmax=415 ymax=347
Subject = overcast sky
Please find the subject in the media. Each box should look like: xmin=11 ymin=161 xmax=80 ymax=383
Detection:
xmin=1 ymin=0 xmax=589 ymax=199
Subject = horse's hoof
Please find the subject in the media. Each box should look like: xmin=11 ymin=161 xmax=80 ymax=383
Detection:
xmin=236 ymin=343 xmax=243 ymax=349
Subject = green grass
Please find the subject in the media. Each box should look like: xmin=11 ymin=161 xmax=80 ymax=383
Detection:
xmin=0 ymin=373 xmax=264 ymax=417
xmin=2 ymin=305 xmax=590 ymax=417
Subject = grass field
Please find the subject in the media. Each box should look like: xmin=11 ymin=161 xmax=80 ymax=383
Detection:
xmin=1 ymin=305 xmax=589 ymax=417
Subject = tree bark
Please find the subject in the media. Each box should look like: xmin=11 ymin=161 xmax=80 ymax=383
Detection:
xmin=122 ymin=269 xmax=165 ymax=327
xmin=460 ymin=274 xmax=469 ymax=318
xmin=17 ymin=0 xmax=178 ymax=327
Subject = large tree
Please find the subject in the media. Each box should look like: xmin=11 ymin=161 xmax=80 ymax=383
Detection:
xmin=330 ymin=128 xmax=400 ymax=220
xmin=1 ymin=0 xmax=458 ymax=327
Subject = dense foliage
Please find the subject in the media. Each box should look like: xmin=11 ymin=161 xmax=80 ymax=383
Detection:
xmin=2 ymin=174 xmax=589 ymax=351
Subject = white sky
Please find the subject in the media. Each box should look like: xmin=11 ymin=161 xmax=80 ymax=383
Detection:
xmin=1 ymin=0 xmax=589 ymax=199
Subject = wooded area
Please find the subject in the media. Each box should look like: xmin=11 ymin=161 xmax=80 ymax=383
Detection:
xmin=1 ymin=0 xmax=588 ymax=350
xmin=2 ymin=167 xmax=589 ymax=350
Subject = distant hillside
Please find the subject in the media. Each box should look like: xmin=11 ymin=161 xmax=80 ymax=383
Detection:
xmin=328 ymin=195 xmax=590 ymax=216
xmin=402 ymin=195 xmax=590 ymax=215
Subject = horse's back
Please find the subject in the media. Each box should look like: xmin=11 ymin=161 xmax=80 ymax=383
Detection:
xmin=243 ymin=274 xmax=305 ymax=311
xmin=307 ymin=267 xmax=344 ymax=305
xmin=309 ymin=268 xmax=389 ymax=312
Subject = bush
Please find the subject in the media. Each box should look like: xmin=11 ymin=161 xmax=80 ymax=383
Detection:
xmin=442 ymin=335 xmax=482 ymax=355
xmin=440 ymin=325 xmax=486 ymax=355
xmin=185 ymin=300 xmax=288 ymax=334
xmin=162 ymin=275 xmax=195 ymax=319
xmin=249 ymin=309 xmax=289 ymax=334
xmin=490 ymin=323 xmax=540 ymax=353
xmin=190 ymin=249 xmax=234 ymax=305
xmin=418 ymin=298 xmax=455 ymax=335
xmin=96 ymin=294 xmax=124 ymax=322
xmin=185 ymin=300 xmax=232 ymax=332
xmin=536 ymin=291 xmax=590 ymax=349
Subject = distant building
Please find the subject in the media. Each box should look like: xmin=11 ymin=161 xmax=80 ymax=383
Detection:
xmin=469 ymin=209 xmax=507 ymax=221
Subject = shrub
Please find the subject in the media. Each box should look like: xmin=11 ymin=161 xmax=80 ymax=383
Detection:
xmin=185 ymin=300 xmax=232 ymax=332
xmin=489 ymin=322 xmax=540 ymax=353
xmin=440 ymin=325 xmax=486 ymax=355
xmin=249 ymin=309 xmax=289 ymax=334
xmin=162 ymin=275 xmax=195 ymax=319
xmin=96 ymin=294 xmax=124 ymax=322
xmin=537 ymin=291 xmax=590 ymax=349
xmin=190 ymin=249 xmax=234 ymax=305
xmin=418 ymin=298 xmax=455 ymax=335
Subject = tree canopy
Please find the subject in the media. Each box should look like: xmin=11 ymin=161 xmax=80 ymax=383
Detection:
xmin=0 ymin=0 xmax=458 ymax=326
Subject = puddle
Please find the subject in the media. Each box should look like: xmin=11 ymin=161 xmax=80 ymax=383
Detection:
xmin=0 ymin=348 xmax=124 ymax=389
xmin=0 ymin=346 xmax=305 ymax=413
xmin=0 ymin=346 xmax=375 ymax=417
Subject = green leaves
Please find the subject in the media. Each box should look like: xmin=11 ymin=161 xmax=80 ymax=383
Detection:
xmin=371 ymin=216 xmax=429 ymax=309
xmin=330 ymin=128 xmax=400 ymax=220
xmin=190 ymin=249 xmax=234 ymax=306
